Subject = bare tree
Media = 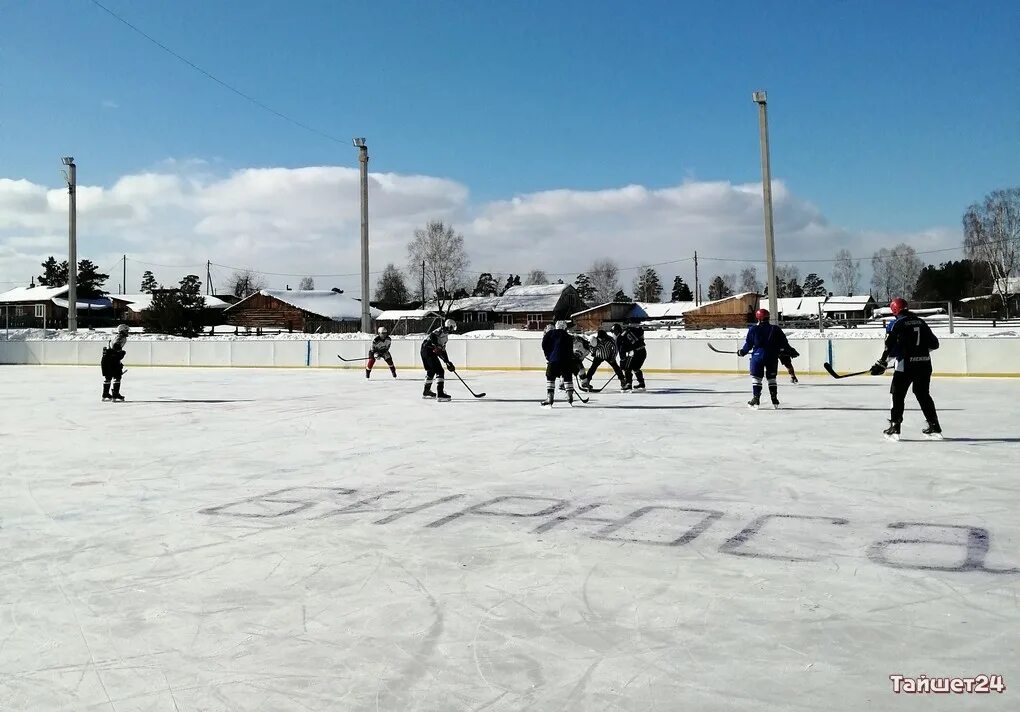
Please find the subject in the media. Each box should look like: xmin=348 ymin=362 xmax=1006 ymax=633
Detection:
xmin=298 ymin=276 xmax=315 ymax=290
xmin=871 ymin=243 xmax=923 ymax=302
xmin=225 ymin=269 xmax=266 ymax=299
xmin=831 ymin=249 xmax=861 ymax=296
xmin=738 ymin=266 xmax=761 ymax=294
xmin=964 ymin=187 xmax=1020 ymax=317
xmin=406 ymin=220 xmax=470 ymax=315
xmin=524 ymin=269 xmax=549 ymax=286
xmin=588 ymin=258 xmax=621 ymax=304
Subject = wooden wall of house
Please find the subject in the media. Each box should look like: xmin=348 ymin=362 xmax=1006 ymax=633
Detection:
xmin=226 ymin=293 xmax=313 ymax=331
xmin=682 ymin=293 xmax=758 ymax=330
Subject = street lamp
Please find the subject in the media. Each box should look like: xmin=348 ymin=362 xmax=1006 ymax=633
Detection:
xmin=62 ymin=156 xmax=78 ymax=332
xmin=353 ymin=138 xmax=371 ymax=334
xmin=752 ymin=91 xmax=778 ymax=321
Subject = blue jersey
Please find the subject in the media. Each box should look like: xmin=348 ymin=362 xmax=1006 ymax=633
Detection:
xmin=542 ymin=328 xmax=574 ymax=364
xmin=741 ymin=323 xmax=790 ymax=358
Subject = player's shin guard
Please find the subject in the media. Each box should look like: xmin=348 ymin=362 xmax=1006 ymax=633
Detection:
xmin=546 ymin=380 xmax=555 ymax=405
xmin=752 ymin=376 xmax=763 ymax=399
xmin=436 ymin=377 xmax=446 ymax=397
xmin=767 ymin=377 xmax=779 ymax=404
xmin=102 ymin=379 xmax=111 ymax=400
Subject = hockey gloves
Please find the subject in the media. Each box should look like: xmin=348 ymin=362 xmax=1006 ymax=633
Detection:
xmin=446 ymin=362 xmax=456 ymax=372
xmin=737 ymin=348 xmax=748 ymax=357
xmin=870 ymin=361 xmax=888 ymax=376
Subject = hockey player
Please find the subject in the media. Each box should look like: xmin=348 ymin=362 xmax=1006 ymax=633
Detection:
xmin=871 ymin=297 xmax=942 ymax=440
xmin=738 ymin=308 xmax=791 ymax=409
xmin=779 ymin=346 xmax=800 ymax=384
xmin=570 ymin=329 xmax=592 ymax=386
xmin=541 ymin=321 xmax=576 ymax=406
xmin=420 ymin=318 xmax=458 ymax=402
xmin=581 ymin=329 xmax=627 ymax=391
xmin=366 ymin=326 xmax=397 ymax=379
xmin=101 ymin=324 xmax=130 ymax=402
xmin=614 ymin=323 xmax=647 ymax=390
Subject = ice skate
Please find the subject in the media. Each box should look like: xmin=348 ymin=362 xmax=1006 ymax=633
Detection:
xmin=422 ymin=387 xmax=436 ymax=400
xmin=437 ymin=393 xmax=452 ymax=402
xmin=365 ymin=368 xmax=371 ymax=379
xmin=883 ymin=421 xmax=901 ymax=442
xmin=791 ymin=375 xmax=799 ymax=384
xmin=102 ymin=382 xmax=111 ymax=402
xmin=747 ymin=396 xmax=760 ymax=410
xmin=922 ymin=421 xmax=943 ymax=440
xmin=771 ymin=396 xmax=780 ymax=410
xmin=540 ymin=398 xmax=553 ymax=408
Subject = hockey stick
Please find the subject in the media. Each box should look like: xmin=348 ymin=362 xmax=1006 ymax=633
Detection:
xmin=448 ymin=368 xmax=486 ymax=398
xmin=569 ymin=375 xmax=590 ymax=403
xmin=707 ymin=343 xmax=740 ymax=355
xmin=337 ymin=354 xmax=371 ymax=362
xmin=585 ymin=371 xmax=619 ymax=393
xmin=822 ymin=362 xmax=873 ymax=379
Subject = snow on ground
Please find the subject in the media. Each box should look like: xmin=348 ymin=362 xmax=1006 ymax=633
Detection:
xmin=1 ymin=367 xmax=1018 ymax=711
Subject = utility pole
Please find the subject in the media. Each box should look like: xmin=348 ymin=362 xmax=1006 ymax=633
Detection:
xmin=353 ymin=138 xmax=371 ymax=334
xmin=421 ymin=259 xmax=426 ymax=310
xmin=122 ymin=255 xmax=126 ymax=295
xmin=693 ymin=251 xmax=700 ymax=306
xmin=207 ymin=260 xmax=212 ymax=296
xmin=62 ymin=157 xmax=77 ymax=332
xmin=753 ymin=90 xmax=779 ymax=320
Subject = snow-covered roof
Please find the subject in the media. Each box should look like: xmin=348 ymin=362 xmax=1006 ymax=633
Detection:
xmin=51 ymin=297 xmax=114 ymax=310
xmin=0 ymin=285 xmax=68 ymax=303
xmin=823 ymin=295 xmax=875 ymax=312
xmin=776 ymin=296 xmax=826 ymax=317
xmin=995 ymin=277 xmax=1020 ymax=295
xmin=632 ymin=301 xmax=697 ymax=319
xmin=226 ymin=290 xmax=382 ymax=321
xmin=446 ymin=284 xmax=572 ymax=314
xmin=113 ymin=293 xmax=230 ymax=312
xmin=376 ymin=309 xmax=440 ymax=320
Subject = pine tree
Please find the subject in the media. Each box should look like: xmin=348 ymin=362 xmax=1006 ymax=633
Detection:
xmin=38 ymin=256 xmax=67 ymax=287
xmin=786 ymin=278 xmax=804 ymax=298
xmin=573 ymin=273 xmax=597 ymax=303
xmin=140 ymin=271 xmax=158 ymax=294
xmin=143 ymin=290 xmax=183 ymax=335
xmin=75 ymin=260 xmax=109 ymax=299
xmin=613 ymin=289 xmax=632 ymax=303
xmin=801 ymin=273 xmax=827 ymax=297
xmin=374 ymin=264 xmax=410 ymax=304
xmin=472 ymin=273 xmax=499 ymax=296
xmin=633 ymin=267 xmax=664 ymax=302
xmin=707 ymin=275 xmax=732 ymax=300
xmin=177 ymin=275 xmax=205 ymax=337
xmin=671 ymin=276 xmax=694 ymax=302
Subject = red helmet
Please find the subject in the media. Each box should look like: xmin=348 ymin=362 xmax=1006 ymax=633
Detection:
xmin=755 ymin=308 xmax=770 ymax=322
xmin=889 ymin=297 xmax=907 ymax=316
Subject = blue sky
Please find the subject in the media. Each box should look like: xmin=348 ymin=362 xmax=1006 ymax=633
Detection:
xmin=1 ymin=0 xmax=1018 ymax=292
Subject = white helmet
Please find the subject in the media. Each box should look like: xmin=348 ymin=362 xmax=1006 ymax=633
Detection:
xmin=377 ymin=326 xmax=388 ymax=336
xmin=555 ymin=320 xmax=568 ymax=330
xmin=117 ymin=324 xmax=130 ymax=335
xmin=444 ymin=318 xmax=457 ymax=332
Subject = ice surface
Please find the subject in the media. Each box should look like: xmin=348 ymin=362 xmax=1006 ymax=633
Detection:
xmin=1 ymin=367 xmax=1018 ymax=711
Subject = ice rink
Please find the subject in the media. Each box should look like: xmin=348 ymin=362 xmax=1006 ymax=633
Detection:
xmin=1 ymin=365 xmax=1018 ymax=711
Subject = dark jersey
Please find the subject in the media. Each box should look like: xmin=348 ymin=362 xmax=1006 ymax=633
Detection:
xmin=572 ymin=334 xmax=592 ymax=360
xmin=741 ymin=323 xmax=790 ymax=358
xmin=421 ymin=328 xmax=450 ymax=360
xmin=371 ymin=335 xmax=392 ymax=356
xmin=883 ymin=311 xmax=939 ymax=370
xmin=542 ymin=328 xmax=574 ymax=364
xmin=617 ymin=326 xmax=645 ymax=356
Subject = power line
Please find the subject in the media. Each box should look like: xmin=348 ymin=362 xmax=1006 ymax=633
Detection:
xmin=87 ymin=0 xmax=347 ymax=147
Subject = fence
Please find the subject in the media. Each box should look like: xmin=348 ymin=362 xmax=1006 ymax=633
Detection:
xmin=2 ymin=336 xmax=1019 ymax=377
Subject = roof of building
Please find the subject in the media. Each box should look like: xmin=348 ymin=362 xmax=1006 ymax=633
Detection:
xmin=51 ymin=297 xmax=114 ymax=310
xmin=112 ymin=293 xmax=230 ymax=312
xmin=776 ymin=296 xmax=826 ymax=317
xmin=446 ymin=283 xmax=573 ymax=314
xmin=0 ymin=285 xmax=68 ymax=303
xmin=376 ymin=309 xmax=441 ymax=320
xmin=631 ymin=301 xmax=697 ymax=319
xmin=225 ymin=290 xmax=381 ymax=321
xmin=822 ymin=295 xmax=875 ymax=311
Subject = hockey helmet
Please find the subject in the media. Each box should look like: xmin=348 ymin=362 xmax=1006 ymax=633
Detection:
xmin=116 ymin=324 xmax=130 ymax=335
xmin=889 ymin=297 xmax=907 ymax=316
xmin=755 ymin=308 xmax=770 ymax=322
xmin=377 ymin=326 xmax=388 ymax=336
xmin=444 ymin=318 xmax=458 ymax=332
xmin=554 ymin=320 xmax=568 ymax=331
xmin=612 ymin=323 xmax=623 ymax=334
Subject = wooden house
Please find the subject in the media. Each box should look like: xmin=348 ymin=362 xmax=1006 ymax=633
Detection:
xmin=681 ymin=292 xmax=760 ymax=329
xmin=224 ymin=290 xmax=381 ymax=333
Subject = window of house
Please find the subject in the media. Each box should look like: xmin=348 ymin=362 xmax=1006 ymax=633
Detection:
xmin=500 ymin=314 xmax=513 ymax=325
xmin=34 ymin=304 xmax=45 ymax=318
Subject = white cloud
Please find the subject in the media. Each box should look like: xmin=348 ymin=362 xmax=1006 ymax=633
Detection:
xmin=0 ymin=163 xmax=960 ymax=297
xmin=101 ymin=99 xmax=119 ymax=109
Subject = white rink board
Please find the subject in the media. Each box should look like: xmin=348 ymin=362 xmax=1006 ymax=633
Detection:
xmin=0 ymin=367 xmax=1017 ymax=711
xmin=1 ymin=336 xmax=1020 ymax=375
